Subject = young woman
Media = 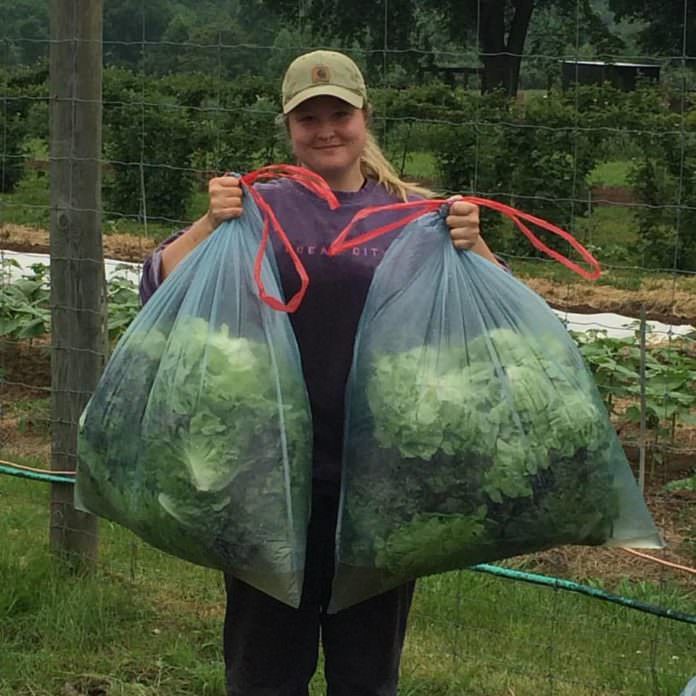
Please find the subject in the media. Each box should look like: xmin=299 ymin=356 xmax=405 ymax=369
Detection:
xmin=139 ymin=50 xmax=503 ymax=696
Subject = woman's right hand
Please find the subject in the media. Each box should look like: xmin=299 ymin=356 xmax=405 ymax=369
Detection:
xmin=161 ymin=174 xmax=245 ymax=279
xmin=206 ymin=175 xmax=244 ymax=230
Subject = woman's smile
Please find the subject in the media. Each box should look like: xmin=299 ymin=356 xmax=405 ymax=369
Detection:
xmin=287 ymin=95 xmax=368 ymax=189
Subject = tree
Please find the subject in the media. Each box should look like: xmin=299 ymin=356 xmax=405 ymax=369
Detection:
xmin=479 ymin=0 xmax=535 ymax=94
xmin=261 ymin=0 xmax=617 ymax=96
xmin=262 ymin=0 xmax=421 ymax=83
xmin=609 ymin=0 xmax=696 ymax=57
xmin=524 ymin=0 xmax=627 ymax=89
xmin=103 ymin=0 xmax=174 ymax=66
xmin=2 ymin=1 xmax=639 ymax=94
xmin=442 ymin=0 xmax=622 ymax=95
xmin=144 ymin=1 xmax=283 ymax=78
xmin=2 ymin=0 xmax=49 ymax=65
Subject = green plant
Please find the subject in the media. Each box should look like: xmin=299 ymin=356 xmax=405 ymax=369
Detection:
xmin=0 ymin=261 xmax=50 ymax=340
xmin=77 ymin=316 xmax=312 ymax=602
xmin=13 ymin=397 xmax=51 ymax=434
xmin=0 ymin=167 xmax=51 ymax=228
xmin=0 ymin=63 xmax=50 ymax=194
xmin=627 ymin=105 xmax=696 ymax=271
xmin=160 ymin=72 xmax=281 ymax=175
xmin=106 ymin=270 xmax=141 ymax=342
xmin=340 ymin=329 xmax=626 ymax=582
xmin=0 ymin=104 xmax=27 ymax=194
xmin=103 ymin=70 xmax=197 ymax=223
xmin=429 ymin=88 xmax=607 ymax=257
xmin=572 ymin=330 xmax=696 ymax=443
xmin=0 ymin=259 xmax=140 ymax=345
xmin=664 ymin=475 xmax=696 ymax=493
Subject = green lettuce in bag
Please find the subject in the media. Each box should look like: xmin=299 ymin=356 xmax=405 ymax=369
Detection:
xmin=76 ymin=166 xmax=338 ymax=607
xmin=327 ymin=199 xmax=662 ymax=611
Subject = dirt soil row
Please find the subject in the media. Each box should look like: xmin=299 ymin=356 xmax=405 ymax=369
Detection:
xmin=1 ymin=223 xmax=158 ymax=264
xmin=3 ymin=223 xmax=696 ymax=324
xmin=524 ymin=277 xmax=696 ymax=326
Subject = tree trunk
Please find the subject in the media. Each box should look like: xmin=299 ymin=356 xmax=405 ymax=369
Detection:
xmin=507 ymin=0 xmax=534 ymax=96
xmin=479 ymin=0 xmax=535 ymax=97
xmin=479 ymin=0 xmax=508 ymax=93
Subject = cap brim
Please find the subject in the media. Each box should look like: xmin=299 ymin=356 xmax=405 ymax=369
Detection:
xmin=283 ymin=85 xmax=364 ymax=114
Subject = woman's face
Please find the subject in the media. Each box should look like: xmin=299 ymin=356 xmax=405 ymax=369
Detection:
xmin=287 ymin=95 xmax=367 ymax=182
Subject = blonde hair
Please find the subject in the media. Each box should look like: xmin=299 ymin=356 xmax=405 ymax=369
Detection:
xmin=279 ymin=106 xmax=437 ymax=201
xmin=360 ymin=130 xmax=436 ymax=201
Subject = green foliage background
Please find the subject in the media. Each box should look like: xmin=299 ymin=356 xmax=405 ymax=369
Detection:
xmin=1 ymin=0 xmax=695 ymax=267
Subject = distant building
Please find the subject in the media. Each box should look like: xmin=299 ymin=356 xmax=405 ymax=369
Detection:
xmin=562 ymin=61 xmax=660 ymax=91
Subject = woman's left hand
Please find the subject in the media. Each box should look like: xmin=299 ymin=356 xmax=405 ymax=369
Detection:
xmin=446 ymin=196 xmax=480 ymax=250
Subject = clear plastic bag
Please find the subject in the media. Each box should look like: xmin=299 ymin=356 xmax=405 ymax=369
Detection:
xmin=76 ymin=166 xmax=337 ymax=607
xmin=328 ymin=199 xmax=663 ymax=611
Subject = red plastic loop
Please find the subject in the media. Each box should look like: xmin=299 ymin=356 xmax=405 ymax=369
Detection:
xmin=327 ymin=196 xmax=601 ymax=281
xmin=328 ymin=200 xmax=442 ymax=256
xmin=463 ymin=197 xmax=601 ymax=281
xmin=240 ymin=166 xmax=340 ymax=312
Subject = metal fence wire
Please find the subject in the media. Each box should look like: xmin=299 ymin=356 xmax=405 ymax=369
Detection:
xmin=0 ymin=0 xmax=695 ymax=694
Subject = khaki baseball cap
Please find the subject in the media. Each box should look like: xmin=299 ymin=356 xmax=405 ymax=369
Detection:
xmin=282 ymin=50 xmax=367 ymax=114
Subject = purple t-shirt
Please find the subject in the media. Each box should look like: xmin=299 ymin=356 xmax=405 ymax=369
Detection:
xmin=140 ymin=178 xmax=431 ymax=492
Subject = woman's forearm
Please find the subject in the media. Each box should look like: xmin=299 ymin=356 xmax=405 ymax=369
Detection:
xmin=471 ymin=236 xmax=504 ymax=268
xmin=160 ymin=215 xmax=215 ymax=279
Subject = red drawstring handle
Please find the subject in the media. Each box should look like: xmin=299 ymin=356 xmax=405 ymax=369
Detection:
xmin=240 ymin=165 xmax=340 ymax=312
xmin=327 ymin=196 xmax=601 ymax=281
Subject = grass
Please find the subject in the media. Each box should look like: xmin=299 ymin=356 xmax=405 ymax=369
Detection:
xmin=387 ymin=149 xmax=441 ymax=185
xmin=0 ymin=170 xmax=51 ymax=229
xmin=587 ymin=160 xmax=633 ymax=188
xmin=1 ymin=461 xmax=695 ymax=695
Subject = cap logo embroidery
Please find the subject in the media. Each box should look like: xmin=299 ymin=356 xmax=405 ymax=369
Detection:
xmin=311 ymin=65 xmax=330 ymax=83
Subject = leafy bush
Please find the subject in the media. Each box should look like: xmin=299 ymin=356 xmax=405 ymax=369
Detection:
xmin=628 ymin=109 xmax=696 ymax=271
xmin=556 ymin=83 xmax=696 ymax=271
xmin=0 ymin=63 xmax=50 ymax=193
xmin=428 ymin=89 xmax=603 ymax=256
xmin=103 ymin=72 xmax=197 ymax=223
xmin=0 ymin=97 xmax=28 ymax=194
xmin=102 ymin=69 xmax=284 ymax=222
xmin=191 ymin=80 xmax=281 ymax=175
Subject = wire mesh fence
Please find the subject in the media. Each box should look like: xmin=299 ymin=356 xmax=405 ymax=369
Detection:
xmin=1 ymin=0 xmax=695 ymax=694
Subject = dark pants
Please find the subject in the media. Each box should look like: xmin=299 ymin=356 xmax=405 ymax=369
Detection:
xmin=223 ymin=492 xmax=415 ymax=696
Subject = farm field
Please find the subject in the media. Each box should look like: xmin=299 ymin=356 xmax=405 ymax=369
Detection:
xmin=2 ymin=2 xmax=696 ymax=692
xmin=1 ymin=270 xmax=695 ymax=695
xmin=1 ymin=156 xmax=695 ymax=695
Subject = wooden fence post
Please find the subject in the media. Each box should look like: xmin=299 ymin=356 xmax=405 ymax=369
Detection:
xmin=49 ymin=0 xmax=105 ymax=565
